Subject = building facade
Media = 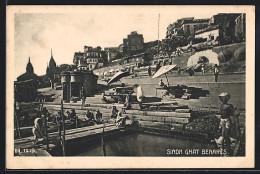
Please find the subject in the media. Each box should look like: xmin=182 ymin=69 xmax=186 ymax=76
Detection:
xmin=123 ymin=31 xmax=144 ymax=53
xmin=181 ymin=19 xmax=209 ymax=37
xmin=73 ymin=45 xmax=105 ymax=71
xmin=46 ymin=49 xmax=61 ymax=88
xmin=193 ymin=13 xmax=242 ymax=45
xmin=60 ymin=71 xmax=98 ymax=102
xmin=104 ymin=47 xmax=119 ymax=62
xmin=166 ymin=17 xmax=209 ymax=38
xmin=195 ymin=25 xmax=220 ymax=41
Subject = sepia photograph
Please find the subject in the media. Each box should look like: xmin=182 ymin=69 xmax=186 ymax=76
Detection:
xmin=6 ymin=5 xmax=255 ymax=169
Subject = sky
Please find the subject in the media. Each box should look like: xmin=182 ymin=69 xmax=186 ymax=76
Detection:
xmin=14 ymin=8 xmax=220 ymax=78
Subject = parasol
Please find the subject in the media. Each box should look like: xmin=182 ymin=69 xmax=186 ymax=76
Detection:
xmin=152 ymin=64 xmax=177 ymax=86
xmin=107 ymin=71 xmax=130 ymax=85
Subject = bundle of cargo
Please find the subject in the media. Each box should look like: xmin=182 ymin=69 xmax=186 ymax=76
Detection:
xmin=184 ymin=114 xmax=220 ymax=137
xmin=153 ymin=104 xmax=189 ymax=111
xmin=170 ymin=123 xmax=185 ymax=132
xmin=167 ymin=85 xmax=210 ymax=99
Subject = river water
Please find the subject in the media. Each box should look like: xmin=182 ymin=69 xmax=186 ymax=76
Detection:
xmin=73 ymin=133 xmax=218 ymax=156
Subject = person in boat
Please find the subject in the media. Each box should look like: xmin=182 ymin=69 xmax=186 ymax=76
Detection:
xmin=66 ymin=110 xmax=72 ymax=119
xmin=32 ymin=118 xmax=46 ymax=144
xmin=86 ymin=110 xmax=94 ymax=120
xmin=115 ymin=112 xmax=127 ymax=127
xmin=42 ymin=107 xmax=48 ymax=117
xmin=147 ymin=65 xmax=152 ymax=77
xmin=70 ymin=109 xmax=76 ymax=120
xmin=70 ymin=109 xmax=78 ymax=127
xmin=213 ymin=64 xmax=219 ymax=82
xmin=96 ymin=109 xmax=103 ymax=123
xmin=85 ymin=110 xmax=95 ymax=126
xmin=67 ymin=109 xmax=76 ymax=122
xmin=124 ymin=94 xmax=131 ymax=110
xmin=111 ymin=106 xmax=119 ymax=119
xmin=159 ymin=79 xmax=166 ymax=88
xmin=218 ymin=92 xmax=234 ymax=155
xmin=133 ymin=84 xmax=144 ymax=111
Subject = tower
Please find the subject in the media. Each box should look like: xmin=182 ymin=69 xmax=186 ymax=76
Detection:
xmin=26 ymin=57 xmax=34 ymax=74
xmin=49 ymin=48 xmax=56 ymax=69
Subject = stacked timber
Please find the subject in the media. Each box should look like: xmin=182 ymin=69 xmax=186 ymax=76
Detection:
xmin=122 ymin=109 xmax=192 ymax=133
xmin=185 ymin=114 xmax=220 ymax=137
xmin=123 ymin=110 xmax=191 ymax=124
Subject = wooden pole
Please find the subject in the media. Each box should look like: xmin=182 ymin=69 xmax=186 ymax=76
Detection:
xmin=43 ymin=98 xmax=49 ymax=150
xmin=14 ymin=101 xmax=21 ymax=139
xmin=165 ymin=74 xmax=170 ymax=87
xmin=14 ymin=85 xmax=21 ymax=139
xmin=61 ymin=100 xmax=66 ymax=156
xmin=101 ymin=124 xmax=106 ymax=156
xmin=157 ymin=13 xmax=160 ymax=56
xmin=76 ymin=115 xmax=78 ymax=128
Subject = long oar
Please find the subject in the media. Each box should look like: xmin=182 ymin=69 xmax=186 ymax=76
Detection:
xmin=101 ymin=124 xmax=106 ymax=156
xmin=61 ymin=100 xmax=66 ymax=156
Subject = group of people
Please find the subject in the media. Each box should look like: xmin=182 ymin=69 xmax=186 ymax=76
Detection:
xmin=85 ymin=109 xmax=103 ymax=125
xmin=186 ymin=63 xmax=219 ymax=82
xmin=32 ymin=107 xmax=79 ymax=144
xmin=110 ymin=106 xmax=129 ymax=127
xmin=147 ymin=62 xmax=163 ymax=77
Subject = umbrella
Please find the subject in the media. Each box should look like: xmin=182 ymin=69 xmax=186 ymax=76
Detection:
xmin=152 ymin=64 xmax=177 ymax=86
xmin=107 ymin=71 xmax=130 ymax=85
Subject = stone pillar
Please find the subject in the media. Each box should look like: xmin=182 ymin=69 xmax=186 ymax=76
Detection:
xmin=70 ymin=72 xmax=81 ymax=98
xmin=61 ymin=72 xmax=71 ymax=103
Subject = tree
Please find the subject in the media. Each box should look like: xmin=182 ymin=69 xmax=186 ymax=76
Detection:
xmin=160 ymin=36 xmax=180 ymax=59
xmin=145 ymin=48 xmax=157 ymax=64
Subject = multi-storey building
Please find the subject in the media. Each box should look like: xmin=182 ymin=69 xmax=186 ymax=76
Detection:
xmin=194 ymin=13 xmax=242 ymax=44
xmin=235 ymin=13 xmax=246 ymax=41
xmin=123 ymin=31 xmax=144 ymax=53
xmin=73 ymin=45 xmax=105 ymax=71
xmin=104 ymin=47 xmax=119 ymax=62
xmin=181 ymin=18 xmax=209 ymax=37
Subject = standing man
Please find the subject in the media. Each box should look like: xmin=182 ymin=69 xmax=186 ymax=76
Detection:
xmin=201 ymin=63 xmax=205 ymax=75
xmin=32 ymin=118 xmax=46 ymax=144
xmin=155 ymin=63 xmax=161 ymax=72
xmin=133 ymin=84 xmax=144 ymax=111
xmin=147 ymin=65 xmax=152 ymax=77
xmin=219 ymin=92 xmax=234 ymax=156
xmin=81 ymin=87 xmax=85 ymax=109
xmin=213 ymin=64 xmax=219 ymax=82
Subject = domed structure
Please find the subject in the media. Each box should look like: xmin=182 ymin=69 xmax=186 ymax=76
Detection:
xmin=26 ymin=57 xmax=34 ymax=74
xmin=17 ymin=57 xmax=39 ymax=81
